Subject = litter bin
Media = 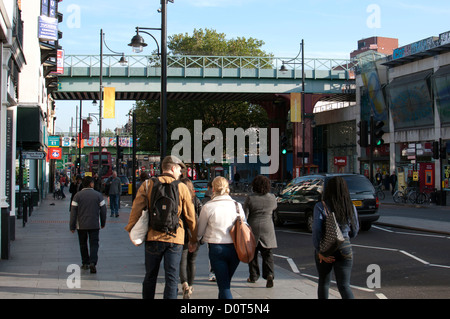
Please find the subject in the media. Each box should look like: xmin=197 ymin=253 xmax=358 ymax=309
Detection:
xmin=436 ymin=190 xmax=447 ymax=206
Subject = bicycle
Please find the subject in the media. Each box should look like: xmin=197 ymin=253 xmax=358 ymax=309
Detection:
xmin=419 ymin=186 xmax=438 ymax=205
xmin=407 ymin=187 xmax=424 ymax=204
xmin=393 ymin=186 xmax=415 ymax=203
xmin=374 ymin=184 xmax=385 ymax=200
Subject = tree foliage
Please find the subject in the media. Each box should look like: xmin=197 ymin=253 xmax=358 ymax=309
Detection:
xmin=135 ymin=29 xmax=271 ymax=154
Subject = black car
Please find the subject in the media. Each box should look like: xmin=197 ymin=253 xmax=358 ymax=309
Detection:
xmin=273 ymin=173 xmax=380 ymax=232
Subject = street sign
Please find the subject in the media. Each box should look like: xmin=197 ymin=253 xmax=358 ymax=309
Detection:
xmin=48 ymin=136 xmax=60 ymax=147
xmin=48 ymin=148 xmax=62 ymax=160
xmin=22 ymin=151 xmax=46 ymax=160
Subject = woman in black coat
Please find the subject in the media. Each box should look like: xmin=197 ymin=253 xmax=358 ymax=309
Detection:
xmin=243 ymin=175 xmax=277 ymax=288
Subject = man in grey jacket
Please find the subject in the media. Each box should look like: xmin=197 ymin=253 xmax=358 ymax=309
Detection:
xmin=70 ymin=176 xmax=107 ymax=273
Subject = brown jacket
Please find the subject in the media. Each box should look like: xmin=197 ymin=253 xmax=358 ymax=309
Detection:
xmin=125 ymin=174 xmax=197 ymax=245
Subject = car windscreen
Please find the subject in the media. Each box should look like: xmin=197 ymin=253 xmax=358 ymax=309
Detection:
xmin=342 ymin=176 xmax=374 ymax=194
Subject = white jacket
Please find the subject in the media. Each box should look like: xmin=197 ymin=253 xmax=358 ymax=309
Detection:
xmin=197 ymin=194 xmax=246 ymax=244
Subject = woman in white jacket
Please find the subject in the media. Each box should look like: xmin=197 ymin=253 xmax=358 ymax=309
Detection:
xmin=197 ymin=176 xmax=246 ymax=299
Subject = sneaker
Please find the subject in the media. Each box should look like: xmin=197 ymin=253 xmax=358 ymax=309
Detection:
xmin=90 ymin=263 xmax=97 ymax=274
xmin=266 ymin=275 xmax=274 ymax=288
xmin=81 ymin=264 xmax=89 ymax=270
xmin=208 ymin=272 xmax=216 ymax=282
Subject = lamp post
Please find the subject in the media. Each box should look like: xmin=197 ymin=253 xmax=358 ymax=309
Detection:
xmin=280 ymin=39 xmax=306 ymax=175
xmin=96 ymin=29 xmax=127 ymax=178
xmin=129 ymin=0 xmax=173 ymax=164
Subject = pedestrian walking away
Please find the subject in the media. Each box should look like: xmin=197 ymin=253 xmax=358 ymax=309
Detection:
xmin=69 ymin=176 xmax=107 ymax=274
xmin=243 ymin=175 xmax=277 ymax=288
xmin=179 ymin=177 xmax=202 ymax=299
xmin=197 ymin=176 xmax=246 ymax=299
xmin=107 ymin=171 xmax=122 ymax=217
xmin=69 ymin=175 xmax=83 ymax=212
xmin=125 ymin=155 xmax=198 ymax=299
xmin=312 ymin=176 xmax=359 ymax=299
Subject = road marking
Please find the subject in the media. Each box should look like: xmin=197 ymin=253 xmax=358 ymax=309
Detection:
xmin=273 ymin=254 xmax=300 ymax=273
xmin=399 ymin=250 xmax=429 ymax=265
xmin=376 ymin=293 xmax=388 ymax=299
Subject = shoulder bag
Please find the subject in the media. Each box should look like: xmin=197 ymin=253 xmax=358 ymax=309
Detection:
xmin=129 ymin=180 xmax=150 ymax=246
xmin=319 ymin=201 xmax=344 ymax=256
xmin=230 ymin=201 xmax=256 ymax=263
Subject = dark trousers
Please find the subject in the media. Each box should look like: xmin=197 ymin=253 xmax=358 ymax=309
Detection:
xmin=179 ymin=245 xmax=199 ymax=286
xmin=143 ymin=241 xmax=183 ymax=299
xmin=248 ymin=242 xmax=274 ymax=281
xmin=77 ymin=229 xmax=100 ymax=266
xmin=314 ymin=238 xmax=354 ymax=299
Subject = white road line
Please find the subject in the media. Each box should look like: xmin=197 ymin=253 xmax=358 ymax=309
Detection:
xmin=376 ymin=293 xmax=388 ymax=299
xmin=399 ymin=250 xmax=429 ymax=265
xmin=287 ymin=258 xmax=300 ymax=273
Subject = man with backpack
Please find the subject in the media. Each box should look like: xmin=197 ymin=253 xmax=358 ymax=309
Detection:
xmin=125 ymin=155 xmax=198 ymax=299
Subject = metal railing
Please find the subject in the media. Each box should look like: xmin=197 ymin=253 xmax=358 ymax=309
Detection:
xmin=63 ymin=54 xmax=357 ymax=79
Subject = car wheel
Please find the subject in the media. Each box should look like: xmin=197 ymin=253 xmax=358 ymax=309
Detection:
xmin=305 ymin=211 xmax=313 ymax=233
xmin=273 ymin=210 xmax=284 ymax=226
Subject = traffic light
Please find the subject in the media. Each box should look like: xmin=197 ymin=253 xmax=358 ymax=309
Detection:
xmin=433 ymin=141 xmax=439 ymax=159
xmin=373 ymin=120 xmax=385 ymax=147
xmin=357 ymin=120 xmax=369 ymax=147
xmin=440 ymin=141 xmax=447 ymax=159
xmin=280 ymin=133 xmax=288 ymax=155
xmin=117 ymin=146 xmax=124 ymax=160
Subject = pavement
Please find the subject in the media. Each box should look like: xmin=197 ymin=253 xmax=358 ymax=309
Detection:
xmin=0 ymin=190 xmax=449 ymax=299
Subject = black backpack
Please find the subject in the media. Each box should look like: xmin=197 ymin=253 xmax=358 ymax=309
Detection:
xmin=149 ymin=177 xmax=181 ymax=236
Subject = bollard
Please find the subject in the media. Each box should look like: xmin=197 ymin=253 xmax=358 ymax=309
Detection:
xmin=28 ymin=194 xmax=33 ymax=216
xmin=22 ymin=195 xmax=28 ymax=227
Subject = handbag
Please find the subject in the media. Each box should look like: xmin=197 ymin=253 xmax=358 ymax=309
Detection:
xmin=319 ymin=201 xmax=344 ymax=256
xmin=129 ymin=180 xmax=149 ymax=246
xmin=229 ymin=201 xmax=256 ymax=263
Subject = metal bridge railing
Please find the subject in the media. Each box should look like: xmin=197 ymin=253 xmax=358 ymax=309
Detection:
xmin=63 ymin=54 xmax=356 ymax=79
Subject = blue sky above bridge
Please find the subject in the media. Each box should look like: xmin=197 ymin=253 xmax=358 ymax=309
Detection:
xmin=54 ymin=0 xmax=450 ymax=134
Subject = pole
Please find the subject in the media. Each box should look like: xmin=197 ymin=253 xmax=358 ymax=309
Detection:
xmin=160 ymin=0 xmax=168 ymax=162
xmin=369 ymin=115 xmax=374 ymax=183
xmin=132 ymin=111 xmax=137 ymax=201
xmin=78 ymin=100 xmax=82 ymax=174
xmin=301 ymin=39 xmax=306 ymax=176
xmin=98 ymin=29 xmax=104 ymax=178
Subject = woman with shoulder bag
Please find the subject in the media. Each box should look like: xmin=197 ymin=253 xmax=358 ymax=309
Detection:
xmin=197 ymin=176 xmax=246 ymax=299
xmin=243 ymin=175 xmax=277 ymax=288
xmin=312 ymin=176 xmax=359 ymax=299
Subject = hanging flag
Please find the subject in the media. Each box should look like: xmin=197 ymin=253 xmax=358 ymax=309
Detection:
xmin=82 ymin=119 xmax=90 ymax=139
xmin=103 ymin=87 xmax=116 ymax=119
xmin=290 ymin=92 xmax=302 ymax=123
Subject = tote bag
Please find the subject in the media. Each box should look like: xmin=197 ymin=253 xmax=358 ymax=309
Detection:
xmin=319 ymin=201 xmax=344 ymax=256
xmin=230 ymin=201 xmax=256 ymax=263
xmin=129 ymin=180 xmax=149 ymax=246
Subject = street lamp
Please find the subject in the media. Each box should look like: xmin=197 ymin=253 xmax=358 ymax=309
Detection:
xmin=280 ymin=39 xmax=306 ymax=175
xmin=97 ymin=29 xmax=127 ymax=178
xmin=128 ymin=0 xmax=173 ymax=164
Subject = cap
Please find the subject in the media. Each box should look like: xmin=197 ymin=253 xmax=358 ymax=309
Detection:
xmin=161 ymin=155 xmax=186 ymax=170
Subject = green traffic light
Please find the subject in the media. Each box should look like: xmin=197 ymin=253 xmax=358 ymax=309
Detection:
xmin=282 ymin=149 xmax=287 ymax=155
xmin=376 ymin=139 xmax=384 ymax=146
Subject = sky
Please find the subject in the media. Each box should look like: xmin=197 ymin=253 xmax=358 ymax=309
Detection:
xmin=54 ymin=0 xmax=450 ymax=134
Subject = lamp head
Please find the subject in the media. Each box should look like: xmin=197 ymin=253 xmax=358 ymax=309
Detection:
xmin=128 ymin=33 xmax=147 ymax=53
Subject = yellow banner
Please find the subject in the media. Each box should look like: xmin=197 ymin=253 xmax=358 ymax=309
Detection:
xmin=290 ymin=92 xmax=302 ymax=123
xmin=103 ymin=87 xmax=115 ymax=119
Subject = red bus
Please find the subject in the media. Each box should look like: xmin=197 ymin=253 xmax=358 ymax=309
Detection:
xmin=89 ymin=151 xmax=113 ymax=177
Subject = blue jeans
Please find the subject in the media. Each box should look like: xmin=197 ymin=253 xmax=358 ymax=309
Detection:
xmin=143 ymin=241 xmax=183 ymax=299
xmin=109 ymin=194 xmax=119 ymax=216
xmin=208 ymin=243 xmax=240 ymax=299
xmin=314 ymin=238 xmax=354 ymax=299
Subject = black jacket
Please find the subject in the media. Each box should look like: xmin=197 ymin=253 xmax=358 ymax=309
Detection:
xmin=70 ymin=188 xmax=107 ymax=231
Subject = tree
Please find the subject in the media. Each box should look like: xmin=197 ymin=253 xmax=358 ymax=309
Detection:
xmin=135 ymin=29 xmax=271 ymax=157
